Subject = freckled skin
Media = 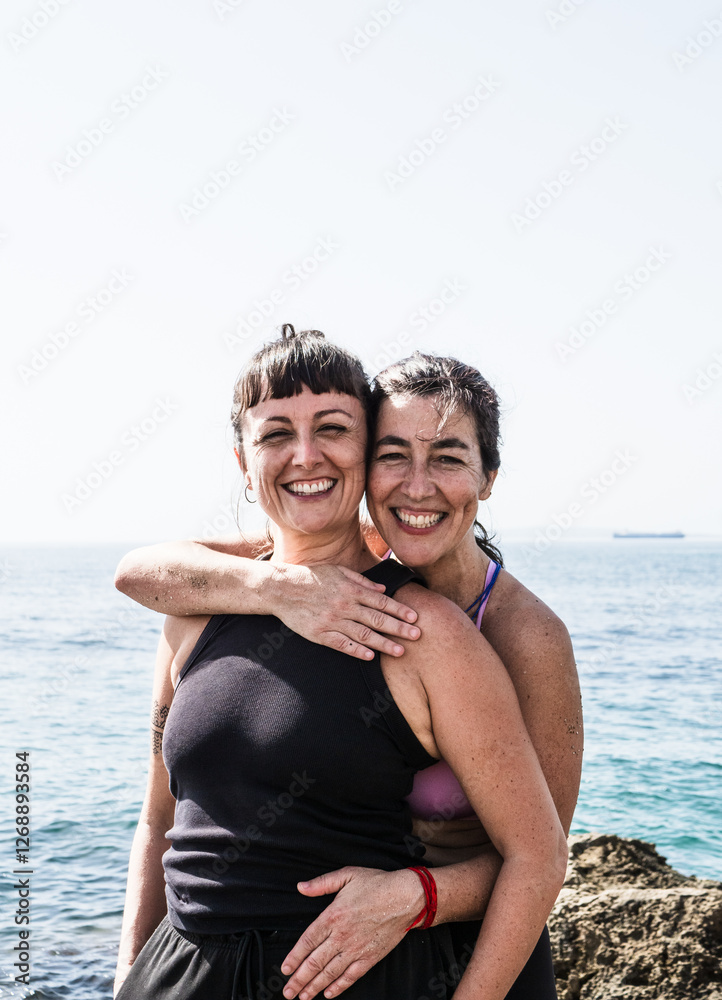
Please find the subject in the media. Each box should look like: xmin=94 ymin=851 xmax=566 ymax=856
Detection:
xmin=240 ymin=390 xmax=368 ymax=545
xmin=367 ymin=395 xmax=495 ymax=607
xmin=366 ymin=393 xmax=582 ymax=842
xmin=113 ymin=387 xmax=582 ymax=1000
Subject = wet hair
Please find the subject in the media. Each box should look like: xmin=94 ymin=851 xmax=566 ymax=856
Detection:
xmin=371 ymin=352 xmax=503 ymax=566
xmin=230 ymin=323 xmax=371 ymax=459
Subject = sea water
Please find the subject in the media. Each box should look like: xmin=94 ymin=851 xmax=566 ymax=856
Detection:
xmin=0 ymin=540 xmax=720 ymax=998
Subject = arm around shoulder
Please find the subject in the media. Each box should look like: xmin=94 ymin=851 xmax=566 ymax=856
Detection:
xmin=115 ymin=541 xmax=423 ymax=661
xmin=113 ymin=537 xmax=273 ymax=616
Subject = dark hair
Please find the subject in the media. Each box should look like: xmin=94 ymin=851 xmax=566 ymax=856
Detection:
xmin=231 ymin=324 xmax=371 ymax=458
xmin=371 ymin=352 xmax=503 ymax=566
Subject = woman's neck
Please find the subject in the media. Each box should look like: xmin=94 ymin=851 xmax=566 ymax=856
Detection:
xmin=415 ymin=531 xmax=490 ymax=611
xmin=271 ymin=523 xmax=377 ymax=573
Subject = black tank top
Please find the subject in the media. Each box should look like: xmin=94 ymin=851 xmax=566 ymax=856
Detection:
xmin=162 ymin=560 xmax=437 ymax=934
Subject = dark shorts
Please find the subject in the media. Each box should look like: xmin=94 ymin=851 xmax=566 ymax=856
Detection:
xmin=449 ymin=921 xmax=558 ymax=1000
xmin=117 ymin=914 xmax=461 ymax=1000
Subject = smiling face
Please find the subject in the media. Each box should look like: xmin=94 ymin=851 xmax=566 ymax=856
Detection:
xmin=238 ymin=385 xmax=368 ymax=540
xmin=367 ymin=393 xmax=497 ymax=571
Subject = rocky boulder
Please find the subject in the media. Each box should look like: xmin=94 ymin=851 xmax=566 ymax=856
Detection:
xmin=549 ymin=833 xmax=722 ymax=999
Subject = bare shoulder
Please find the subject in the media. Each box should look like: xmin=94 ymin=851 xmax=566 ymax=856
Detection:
xmin=381 ymin=582 xmax=506 ymax=761
xmin=395 ymin=582 xmax=476 ymax=635
xmin=394 ymin=582 xmax=500 ymax=675
xmin=483 ymin=568 xmax=573 ymax=656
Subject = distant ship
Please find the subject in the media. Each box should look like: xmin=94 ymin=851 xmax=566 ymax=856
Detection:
xmin=613 ymin=531 xmax=685 ymax=539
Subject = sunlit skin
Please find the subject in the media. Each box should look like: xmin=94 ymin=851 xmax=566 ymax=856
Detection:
xmin=237 ymin=387 xmax=371 ymax=568
xmin=367 ymin=393 xmax=498 ymax=607
xmin=112 ymin=385 xmax=578 ymax=1000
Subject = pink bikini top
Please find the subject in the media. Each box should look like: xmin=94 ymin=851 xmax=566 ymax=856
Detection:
xmin=404 ymin=558 xmax=501 ymax=821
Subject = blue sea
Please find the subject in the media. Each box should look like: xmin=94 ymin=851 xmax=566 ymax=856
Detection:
xmin=1 ymin=540 xmax=720 ymax=998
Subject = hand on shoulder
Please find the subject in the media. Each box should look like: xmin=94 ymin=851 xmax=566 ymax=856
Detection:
xmin=394 ymin=582 xmax=499 ymax=685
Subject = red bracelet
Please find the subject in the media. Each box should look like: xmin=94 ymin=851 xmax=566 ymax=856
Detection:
xmin=404 ymin=865 xmax=438 ymax=931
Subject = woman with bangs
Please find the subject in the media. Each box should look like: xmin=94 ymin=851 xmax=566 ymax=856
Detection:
xmin=113 ymin=325 xmax=578 ymax=1000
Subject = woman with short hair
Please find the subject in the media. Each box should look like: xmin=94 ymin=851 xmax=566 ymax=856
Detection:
xmin=114 ymin=327 xmax=574 ymax=1000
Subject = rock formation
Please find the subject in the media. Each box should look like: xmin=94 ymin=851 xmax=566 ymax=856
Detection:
xmin=549 ymin=833 xmax=722 ymax=999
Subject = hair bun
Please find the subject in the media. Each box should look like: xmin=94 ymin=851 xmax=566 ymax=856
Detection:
xmin=279 ymin=323 xmax=326 ymax=343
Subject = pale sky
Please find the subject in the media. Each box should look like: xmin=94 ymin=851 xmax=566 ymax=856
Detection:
xmin=2 ymin=0 xmax=721 ymax=544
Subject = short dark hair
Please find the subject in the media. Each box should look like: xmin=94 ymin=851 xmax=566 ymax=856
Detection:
xmin=231 ymin=324 xmax=371 ymax=455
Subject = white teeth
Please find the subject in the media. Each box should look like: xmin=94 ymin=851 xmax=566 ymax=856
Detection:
xmin=396 ymin=510 xmax=443 ymax=527
xmin=287 ymin=479 xmax=334 ymax=495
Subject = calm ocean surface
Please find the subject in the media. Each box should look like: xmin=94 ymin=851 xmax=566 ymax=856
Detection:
xmin=1 ymin=540 xmax=720 ymax=998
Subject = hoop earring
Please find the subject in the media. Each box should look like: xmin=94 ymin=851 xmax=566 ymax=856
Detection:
xmin=244 ymin=484 xmax=256 ymax=504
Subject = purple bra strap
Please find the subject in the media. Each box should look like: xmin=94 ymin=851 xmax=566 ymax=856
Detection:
xmin=383 ymin=550 xmax=500 ymax=628
xmin=474 ymin=560 xmax=501 ymax=629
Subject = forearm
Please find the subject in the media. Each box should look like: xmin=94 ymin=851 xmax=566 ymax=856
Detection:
xmin=454 ymin=851 xmax=566 ymax=1000
xmin=114 ymin=819 xmax=171 ymax=993
xmin=429 ymin=843 xmax=503 ymax=923
xmin=280 ymin=844 xmax=559 ymax=1000
xmin=114 ymin=541 xmax=279 ymax=616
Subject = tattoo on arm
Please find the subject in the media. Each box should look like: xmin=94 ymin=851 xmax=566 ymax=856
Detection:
xmin=151 ymin=700 xmax=169 ymax=755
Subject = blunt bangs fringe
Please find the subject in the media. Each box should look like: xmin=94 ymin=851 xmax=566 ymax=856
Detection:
xmin=231 ymin=326 xmax=371 ymax=453
xmin=238 ymin=334 xmax=369 ymax=409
